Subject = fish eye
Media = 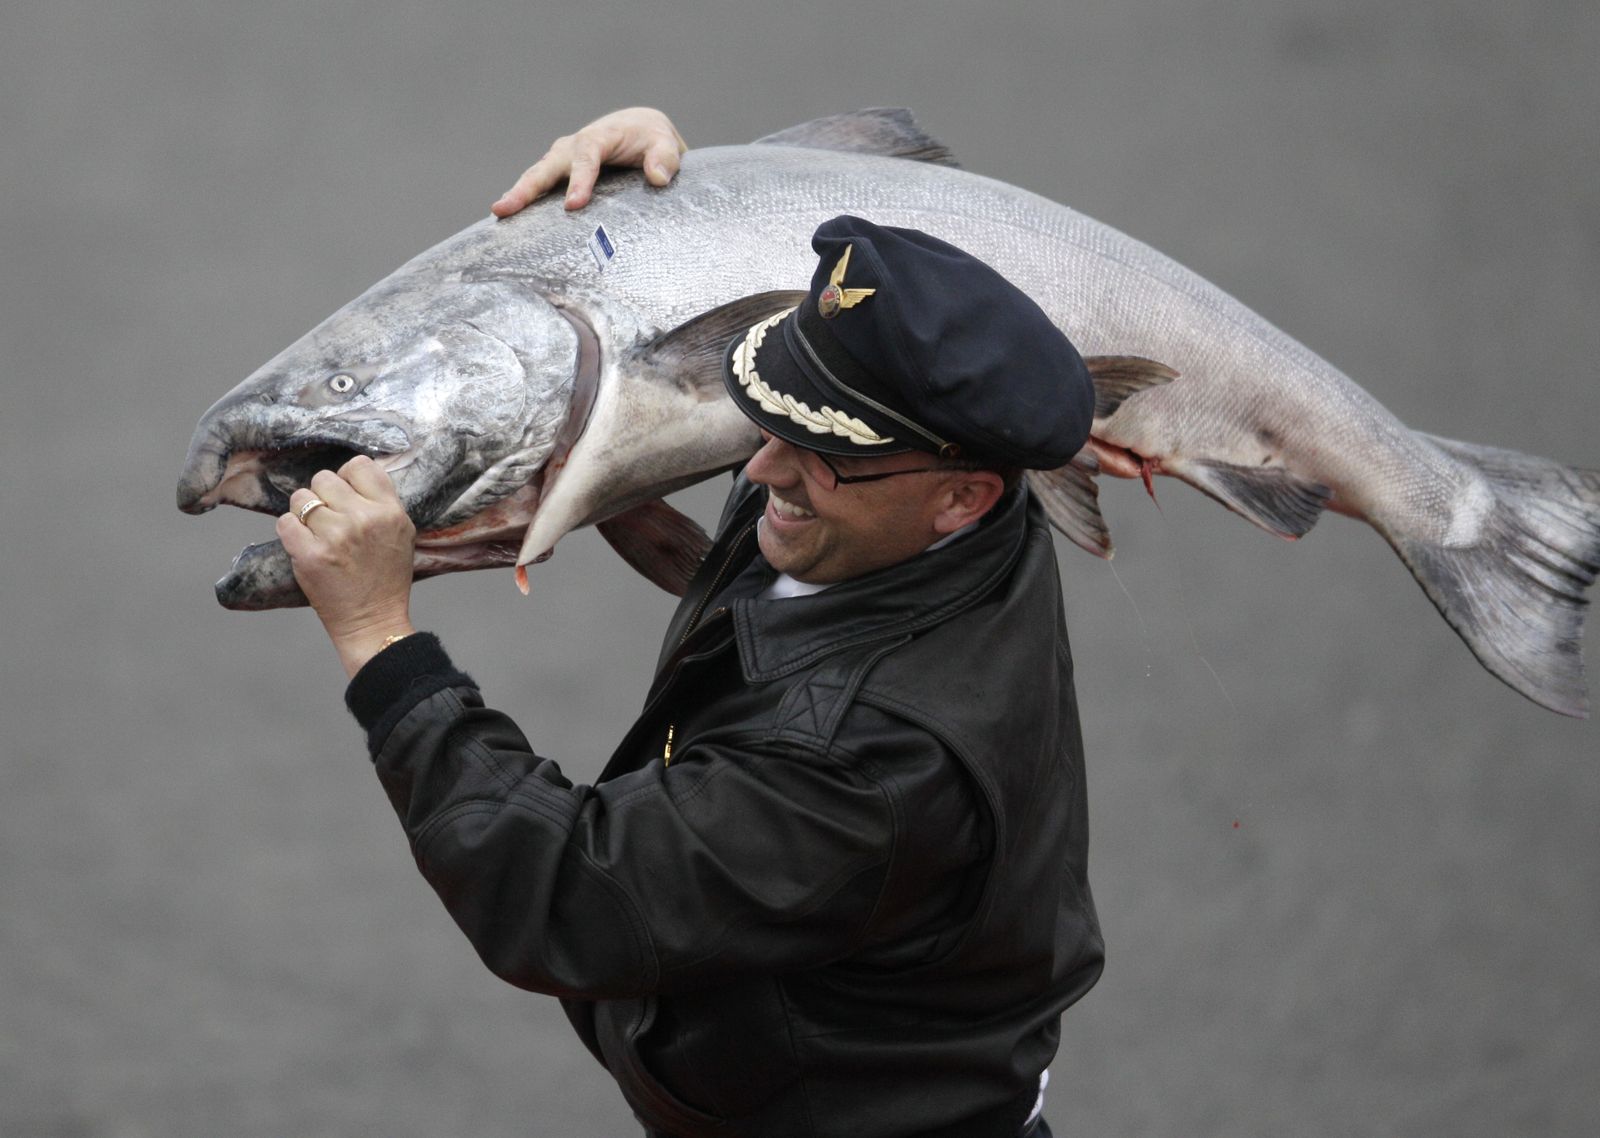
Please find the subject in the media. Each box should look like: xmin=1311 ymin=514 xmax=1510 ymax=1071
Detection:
xmin=328 ymin=373 xmax=357 ymax=394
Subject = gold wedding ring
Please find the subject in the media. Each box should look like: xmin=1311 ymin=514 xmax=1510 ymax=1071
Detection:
xmin=297 ymin=497 xmax=328 ymax=525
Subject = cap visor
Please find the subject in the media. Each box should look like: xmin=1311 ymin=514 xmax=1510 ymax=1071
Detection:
xmin=720 ymin=309 xmax=912 ymax=457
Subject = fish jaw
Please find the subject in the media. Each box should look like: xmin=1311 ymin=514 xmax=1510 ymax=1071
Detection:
xmin=179 ymin=274 xmax=582 ymax=609
xmin=212 ymin=481 xmax=545 ymax=611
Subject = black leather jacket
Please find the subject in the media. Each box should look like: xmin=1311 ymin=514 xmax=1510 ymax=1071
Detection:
xmin=346 ymin=477 xmax=1103 ymax=1138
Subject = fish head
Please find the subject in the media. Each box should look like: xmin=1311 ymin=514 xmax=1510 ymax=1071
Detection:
xmin=177 ymin=268 xmax=582 ymax=608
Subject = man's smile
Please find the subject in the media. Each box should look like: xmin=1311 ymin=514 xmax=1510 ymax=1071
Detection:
xmin=767 ymin=490 xmax=816 ymax=521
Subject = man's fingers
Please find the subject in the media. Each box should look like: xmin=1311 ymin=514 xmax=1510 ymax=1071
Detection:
xmin=285 ymin=485 xmax=336 ymax=535
xmin=493 ymin=108 xmax=687 ymax=217
xmin=492 ymin=147 xmax=566 ymax=217
xmin=339 ymin=454 xmax=397 ymax=502
xmin=643 ymin=137 xmax=683 ymax=186
xmin=287 ymin=485 xmax=327 ymax=519
xmin=492 ymin=162 xmax=552 ymax=217
xmin=561 ymin=134 xmax=609 ymax=209
xmin=309 ymin=467 xmax=361 ymax=511
xmin=276 ymin=508 xmax=316 ymax=555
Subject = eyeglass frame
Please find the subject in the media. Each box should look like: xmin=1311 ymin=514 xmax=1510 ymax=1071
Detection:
xmin=808 ymin=449 xmax=946 ymax=489
xmin=757 ymin=428 xmax=950 ymax=489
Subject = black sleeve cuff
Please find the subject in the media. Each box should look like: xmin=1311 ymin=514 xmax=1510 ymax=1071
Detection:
xmin=343 ymin=632 xmax=476 ymax=750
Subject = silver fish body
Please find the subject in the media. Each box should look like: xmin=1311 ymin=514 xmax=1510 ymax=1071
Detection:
xmin=177 ymin=110 xmax=1600 ymax=716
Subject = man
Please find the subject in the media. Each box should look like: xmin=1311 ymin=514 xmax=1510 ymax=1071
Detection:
xmin=278 ymin=110 xmax=1103 ymax=1138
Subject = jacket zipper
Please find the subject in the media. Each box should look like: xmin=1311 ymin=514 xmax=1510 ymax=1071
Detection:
xmin=676 ymin=519 xmax=757 ymax=649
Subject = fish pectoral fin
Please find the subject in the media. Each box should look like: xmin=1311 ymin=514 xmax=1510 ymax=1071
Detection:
xmin=1027 ymin=452 xmax=1115 ymax=559
xmin=639 ymin=290 xmax=810 ymax=390
xmin=1178 ymin=459 xmax=1331 ymax=539
xmin=1084 ymin=356 xmax=1181 ymax=421
xmin=596 ymin=500 xmax=714 ymax=597
xmin=751 ymin=108 xmax=960 ymax=167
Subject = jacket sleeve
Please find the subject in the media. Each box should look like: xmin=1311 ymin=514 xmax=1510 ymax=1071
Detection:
xmin=345 ymin=633 xmax=919 ymax=999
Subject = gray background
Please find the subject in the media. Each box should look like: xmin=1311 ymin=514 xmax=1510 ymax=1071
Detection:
xmin=5 ymin=1 xmax=1598 ymax=1135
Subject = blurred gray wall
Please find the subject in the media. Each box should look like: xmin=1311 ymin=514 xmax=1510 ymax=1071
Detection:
xmin=4 ymin=1 xmax=1597 ymax=1135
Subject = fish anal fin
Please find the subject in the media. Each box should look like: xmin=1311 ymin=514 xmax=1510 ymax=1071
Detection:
xmin=639 ymin=291 xmax=809 ymax=396
xmin=1027 ymin=452 xmax=1115 ymax=559
xmin=597 ymin=499 xmax=714 ymax=596
xmin=1178 ymin=459 xmax=1331 ymax=539
xmin=752 ymin=109 xmax=960 ymax=167
xmin=1084 ymin=355 xmax=1180 ymax=421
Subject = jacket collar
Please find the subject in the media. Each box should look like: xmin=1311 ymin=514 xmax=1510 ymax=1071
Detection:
xmin=726 ymin=480 xmax=1033 ymax=683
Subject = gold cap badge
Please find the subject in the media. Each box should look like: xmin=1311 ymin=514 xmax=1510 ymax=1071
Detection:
xmin=817 ymin=244 xmax=876 ymax=319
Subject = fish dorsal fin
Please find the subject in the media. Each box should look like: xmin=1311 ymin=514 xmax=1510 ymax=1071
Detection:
xmin=1084 ymin=355 xmax=1181 ymax=421
xmin=752 ymin=108 xmax=960 ymax=167
xmin=637 ymin=290 xmax=809 ymax=385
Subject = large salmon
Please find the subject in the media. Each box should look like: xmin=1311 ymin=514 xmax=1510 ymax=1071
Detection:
xmin=176 ymin=110 xmax=1600 ymax=717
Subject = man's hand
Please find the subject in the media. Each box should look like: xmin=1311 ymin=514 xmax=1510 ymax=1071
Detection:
xmin=277 ymin=456 xmax=418 ymax=678
xmin=491 ymin=106 xmax=686 ymax=217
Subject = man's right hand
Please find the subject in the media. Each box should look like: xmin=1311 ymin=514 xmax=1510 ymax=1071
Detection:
xmin=491 ymin=107 xmax=687 ymax=217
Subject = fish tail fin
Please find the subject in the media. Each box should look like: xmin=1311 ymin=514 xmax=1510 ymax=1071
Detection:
xmin=1393 ymin=435 xmax=1600 ymax=718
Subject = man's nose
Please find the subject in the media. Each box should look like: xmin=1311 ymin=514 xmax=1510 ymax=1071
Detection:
xmin=745 ymin=432 xmax=799 ymax=486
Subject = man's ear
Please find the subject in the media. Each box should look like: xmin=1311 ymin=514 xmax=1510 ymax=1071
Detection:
xmin=932 ymin=470 xmax=1005 ymax=535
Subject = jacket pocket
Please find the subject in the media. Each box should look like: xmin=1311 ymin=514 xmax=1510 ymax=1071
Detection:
xmin=595 ymin=996 xmax=728 ymax=1136
xmin=595 ymin=980 xmax=802 ymax=1132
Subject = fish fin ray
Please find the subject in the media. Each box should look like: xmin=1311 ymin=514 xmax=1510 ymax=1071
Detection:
xmin=639 ymin=291 xmax=809 ymax=393
xmin=1027 ymin=452 xmax=1114 ymax=558
xmin=752 ymin=108 xmax=961 ymax=167
xmin=1390 ymin=436 xmax=1600 ymax=717
xmin=1084 ymin=355 xmax=1180 ymax=421
xmin=596 ymin=500 xmax=714 ymax=596
xmin=1178 ymin=459 xmax=1331 ymax=538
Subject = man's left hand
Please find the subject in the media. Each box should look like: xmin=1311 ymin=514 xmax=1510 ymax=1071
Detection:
xmin=491 ymin=106 xmax=686 ymax=216
xmin=277 ymin=455 xmax=418 ymax=678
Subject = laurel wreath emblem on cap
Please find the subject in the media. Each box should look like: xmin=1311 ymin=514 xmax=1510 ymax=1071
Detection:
xmin=816 ymin=245 xmax=876 ymax=319
xmin=730 ymin=310 xmax=893 ymax=446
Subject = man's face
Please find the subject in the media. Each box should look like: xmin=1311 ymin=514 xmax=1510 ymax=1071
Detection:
xmin=743 ymin=431 xmax=956 ymax=584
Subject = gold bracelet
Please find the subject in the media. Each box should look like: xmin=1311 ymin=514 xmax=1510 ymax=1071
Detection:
xmin=380 ymin=633 xmax=412 ymax=652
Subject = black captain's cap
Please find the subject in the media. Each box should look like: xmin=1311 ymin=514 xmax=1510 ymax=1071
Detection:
xmin=722 ymin=215 xmax=1094 ymax=470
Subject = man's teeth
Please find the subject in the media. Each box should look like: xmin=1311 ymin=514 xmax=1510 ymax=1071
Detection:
xmin=771 ymin=492 xmax=815 ymax=520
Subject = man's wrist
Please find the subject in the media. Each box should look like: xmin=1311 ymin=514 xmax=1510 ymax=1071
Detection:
xmin=329 ymin=618 xmax=417 ymax=679
xmin=342 ymin=632 xmax=474 ymax=748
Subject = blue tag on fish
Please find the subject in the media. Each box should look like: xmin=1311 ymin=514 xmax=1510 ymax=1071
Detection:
xmin=588 ymin=224 xmax=616 ymax=271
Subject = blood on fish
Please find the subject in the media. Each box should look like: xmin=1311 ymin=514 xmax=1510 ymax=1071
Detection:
xmin=1140 ymin=457 xmax=1159 ymax=503
xmin=1085 ymin=436 xmax=1160 ymax=506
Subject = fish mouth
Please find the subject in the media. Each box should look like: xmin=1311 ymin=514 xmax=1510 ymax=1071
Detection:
xmin=178 ymin=438 xmax=381 ymax=518
xmin=179 ymin=304 xmax=598 ymax=609
xmin=177 ymin=396 xmax=415 ymax=518
xmin=197 ymin=445 xmax=539 ymax=611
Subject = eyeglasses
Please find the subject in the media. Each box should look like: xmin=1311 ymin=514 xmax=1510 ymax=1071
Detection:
xmin=759 ymin=429 xmax=944 ymax=490
xmin=807 ymin=449 xmax=944 ymax=490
